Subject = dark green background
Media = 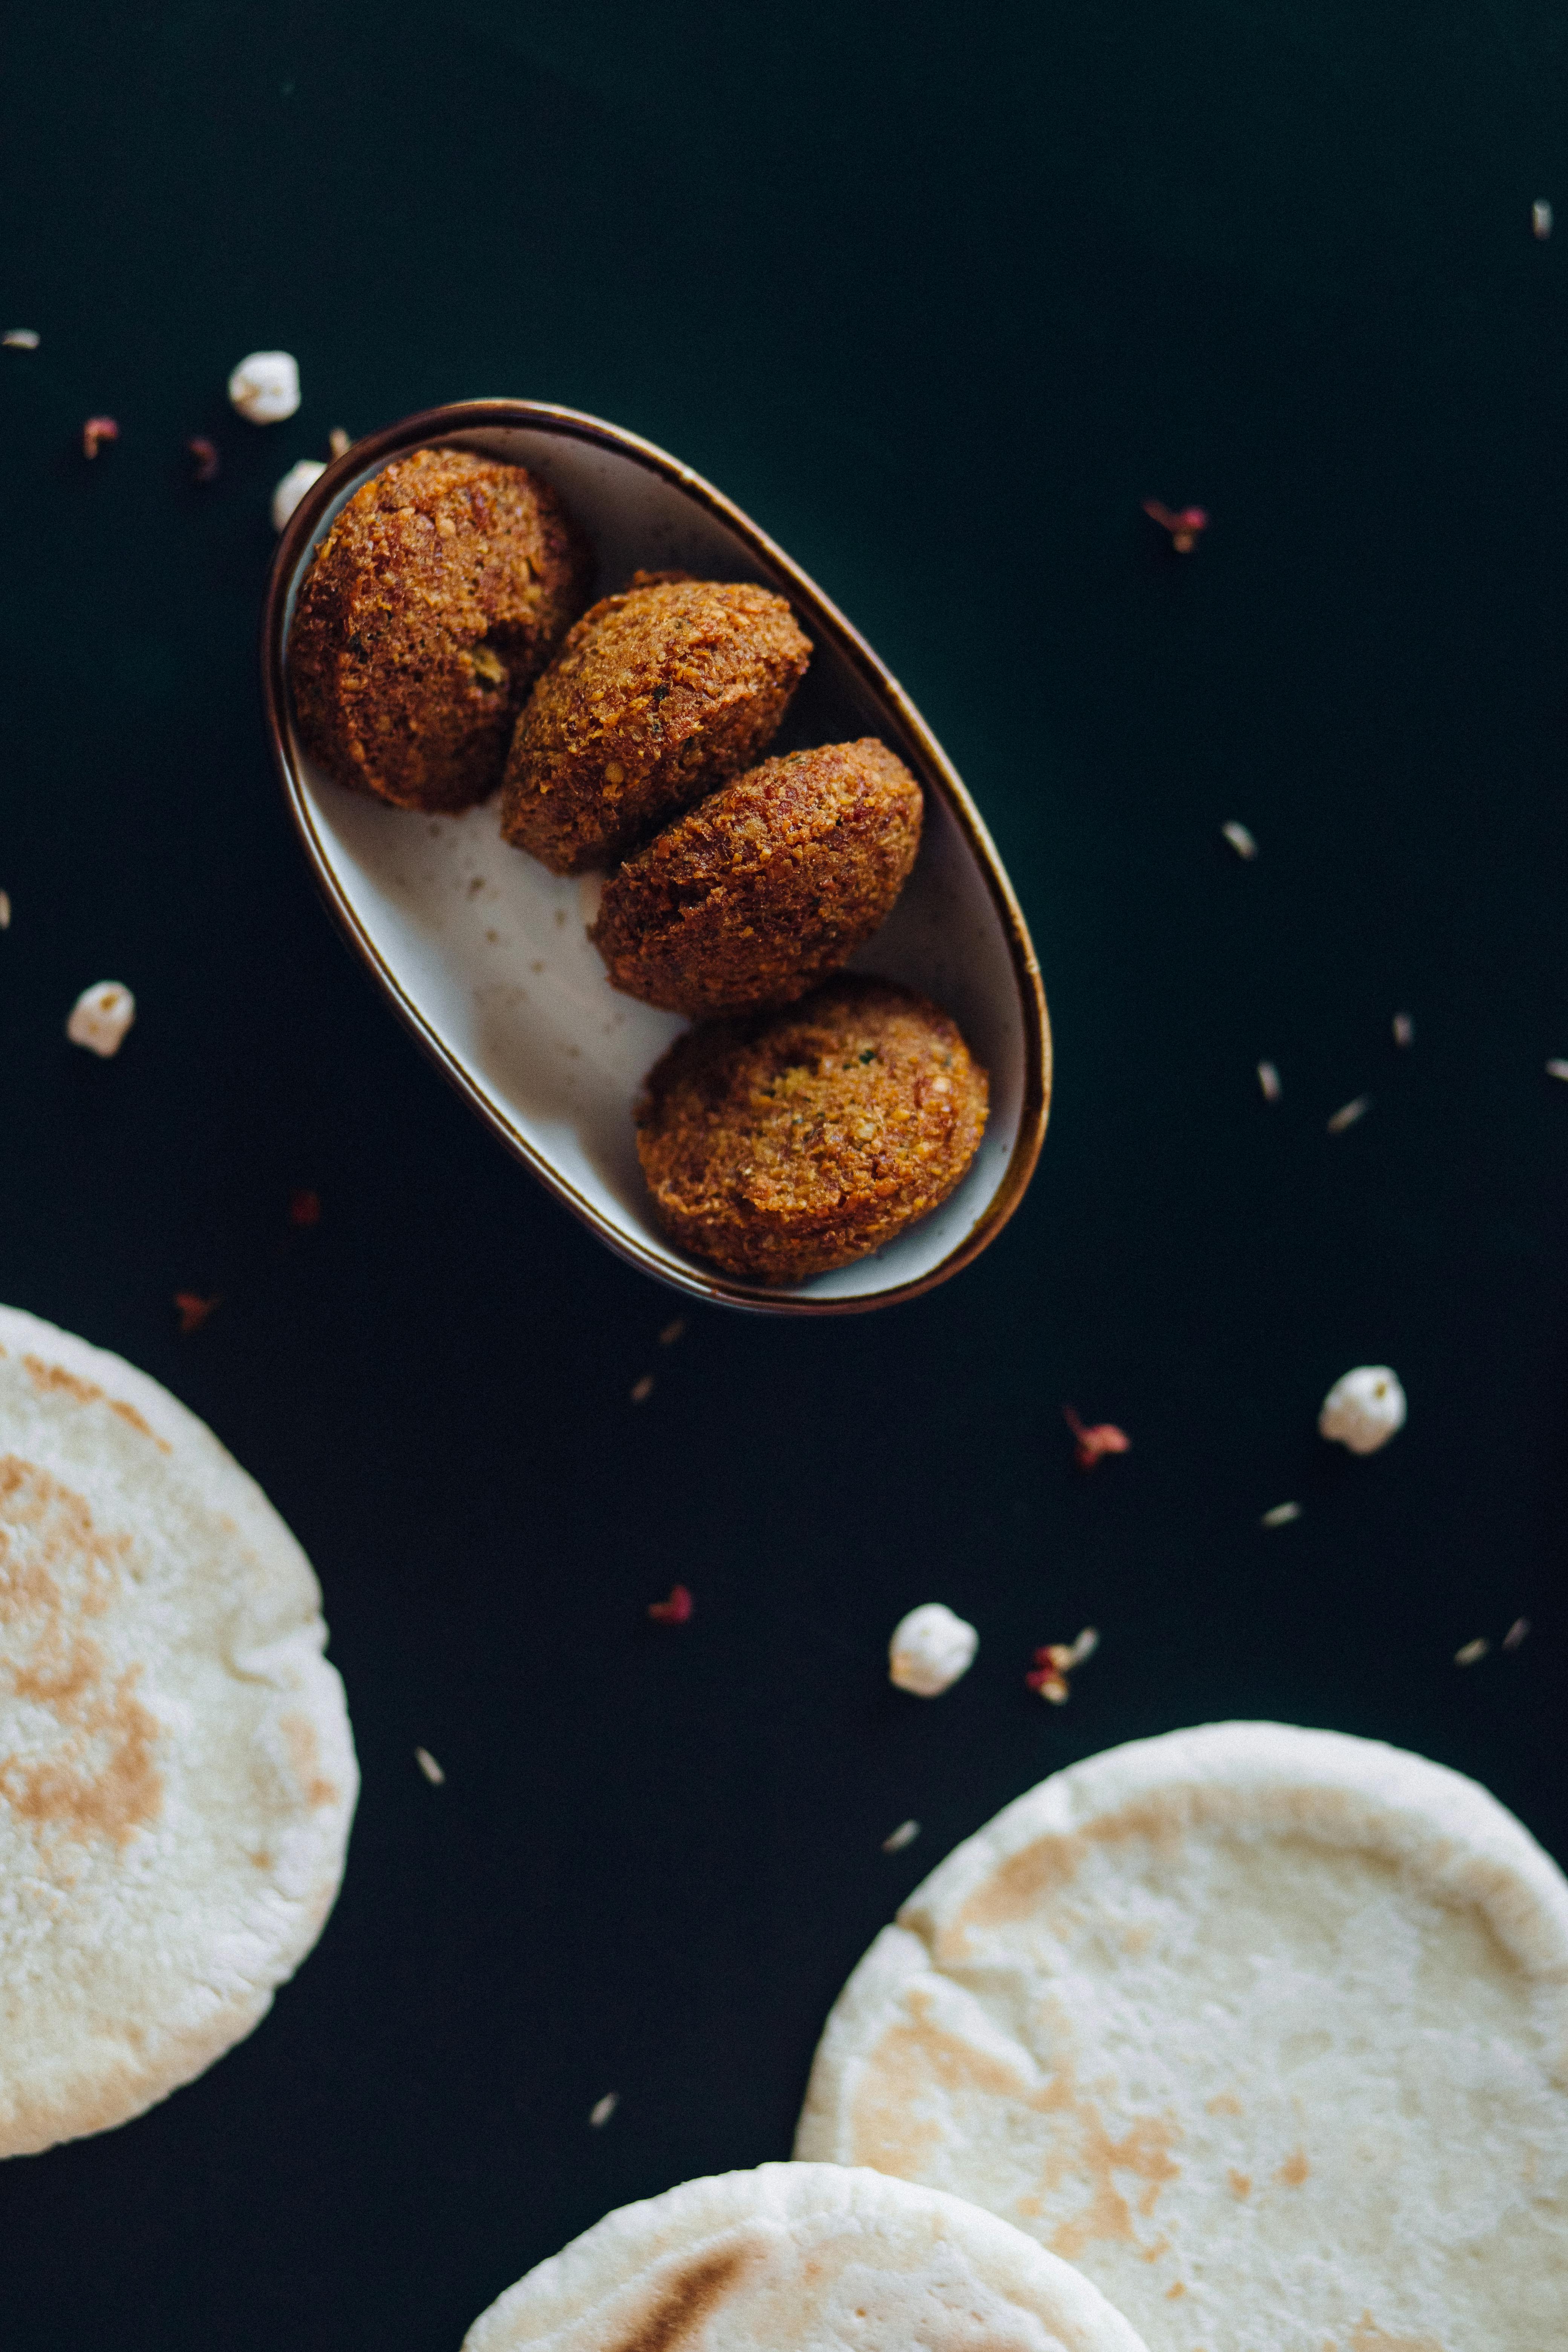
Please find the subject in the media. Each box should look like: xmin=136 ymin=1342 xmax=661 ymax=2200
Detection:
xmin=1 ymin=4 xmax=1564 ymax=2345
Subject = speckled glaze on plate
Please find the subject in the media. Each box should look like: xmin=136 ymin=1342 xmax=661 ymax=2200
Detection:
xmin=260 ymin=401 xmax=1050 ymax=1314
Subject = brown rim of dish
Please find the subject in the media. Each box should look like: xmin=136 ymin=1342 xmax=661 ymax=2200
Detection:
xmin=259 ymin=399 xmax=1051 ymax=1317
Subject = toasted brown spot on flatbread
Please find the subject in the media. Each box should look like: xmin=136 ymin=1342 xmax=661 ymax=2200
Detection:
xmin=0 ymin=1458 xmax=162 ymax=1854
xmin=850 ymin=1991 xmax=1181 ymax=2260
xmin=1348 ymin=2320 xmax=1445 ymax=2352
xmin=24 ymin=1357 xmax=103 ymax=1406
xmin=1276 ymin=2148 xmax=1310 ymax=2187
xmin=1207 ymin=2092 xmax=1243 ymax=2116
xmin=0 ymin=1661 xmax=162 ymax=1848
xmin=109 ymin=1399 xmax=170 ymax=1451
xmin=1227 ymin=2170 xmax=1252 ymax=2199
xmin=281 ymin=1712 xmax=339 ymax=1808
xmin=609 ymin=2247 xmax=756 ymax=2352
xmin=20 ymin=1356 xmax=170 ymax=1450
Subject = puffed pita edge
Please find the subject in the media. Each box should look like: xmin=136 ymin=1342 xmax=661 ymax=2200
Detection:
xmin=464 ymin=2163 xmax=1149 ymax=2352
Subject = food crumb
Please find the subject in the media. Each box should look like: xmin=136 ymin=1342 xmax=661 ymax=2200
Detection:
xmin=659 ymin=1317 xmax=687 ymax=1346
xmin=630 ymin=1373 xmax=654 ymax=1404
xmin=328 ymin=426 xmax=352 ymax=459
xmin=1319 ymin=1365 xmax=1405 ymax=1455
xmin=272 ymin=456 xmax=325 ymax=531
xmin=1145 ymin=498 xmax=1209 ymax=552
xmin=3 ymin=328 xmax=40 ymax=349
xmin=1454 ymin=1637 xmax=1490 ymax=1667
xmin=228 ymin=349 xmax=300 ymax=424
xmin=1326 ymin=1095 xmax=1370 ymax=1134
xmin=648 ymin=1583 xmax=693 ymax=1625
xmin=187 ymin=435 xmax=220 ymax=483
xmin=82 ymin=415 xmax=119 ymax=459
xmin=1392 ymin=1011 xmax=1414 ymax=1047
xmin=1026 ymin=1626 xmax=1099 ymax=1704
xmin=589 ymin=2092 xmax=619 ymax=2128
xmin=0 ymin=891 xmax=9 ymax=929
xmin=890 ymin=1603 xmax=978 ymax=1697
xmin=1533 ymin=199 xmax=1554 ymax=239
xmin=882 ymin=1819 xmax=922 ymax=1853
xmin=174 ymin=1292 xmax=221 ymax=1335
xmin=67 ymin=980 xmax=136 ymax=1056
xmin=415 ymin=1746 xmax=446 ymax=1784
xmin=1221 ymin=820 xmax=1258 ymax=860
xmin=1257 ymin=1060 xmax=1282 ymax=1101
xmin=1502 ymin=1617 xmax=1530 ymax=1650
xmin=1064 ymin=1406 xmax=1131 ymax=1469
xmin=1261 ymin=1501 xmax=1302 ymax=1528
xmin=1546 ymin=1059 xmax=1568 ymax=1083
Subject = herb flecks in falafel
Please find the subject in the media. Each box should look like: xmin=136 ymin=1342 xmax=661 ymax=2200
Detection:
xmin=635 ymin=976 xmax=987 ymax=1284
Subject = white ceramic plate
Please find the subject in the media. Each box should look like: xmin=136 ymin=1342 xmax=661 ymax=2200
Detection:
xmin=261 ymin=402 xmax=1049 ymax=1314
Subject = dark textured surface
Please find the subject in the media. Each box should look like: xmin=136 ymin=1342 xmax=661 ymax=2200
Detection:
xmin=0 ymin=3 xmax=1563 ymax=2346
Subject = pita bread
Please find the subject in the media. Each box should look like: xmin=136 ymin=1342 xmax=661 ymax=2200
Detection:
xmin=464 ymin=2163 xmax=1148 ymax=2352
xmin=0 ymin=1304 xmax=357 ymax=2156
xmin=796 ymin=1722 xmax=1568 ymax=2352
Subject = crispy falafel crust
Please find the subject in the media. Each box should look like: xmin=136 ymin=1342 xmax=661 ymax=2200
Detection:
xmin=499 ymin=579 xmax=812 ymax=874
xmin=636 ymin=977 xmax=988 ymax=1284
xmin=590 ymin=738 xmax=923 ymax=1015
xmin=288 ymin=447 xmax=590 ymax=813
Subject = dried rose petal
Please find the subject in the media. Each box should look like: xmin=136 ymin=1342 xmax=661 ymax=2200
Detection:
xmin=82 ymin=415 xmax=119 ymax=459
xmin=187 ymin=435 xmax=220 ymax=483
xmin=175 ymin=1291 xmax=220 ymax=1335
xmin=648 ymin=1583 xmax=693 ymax=1625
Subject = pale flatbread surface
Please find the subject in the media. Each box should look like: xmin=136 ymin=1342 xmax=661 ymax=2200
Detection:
xmin=796 ymin=1722 xmax=1568 ymax=2352
xmin=0 ymin=1304 xmax=357 ymax=2155
xmin=466 ymin=2163 xmax=1148 ymax=2352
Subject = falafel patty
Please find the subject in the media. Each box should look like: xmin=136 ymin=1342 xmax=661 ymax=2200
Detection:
xmin=590 ymin=738 xmax=923 ymax=1016
xmin=288 ymin=447 xmax=589 ymax=813
xmin=499 ymin=577 xmax=812 ymax=874
xmin=635 ymin=976 xmax=988 ymax=1284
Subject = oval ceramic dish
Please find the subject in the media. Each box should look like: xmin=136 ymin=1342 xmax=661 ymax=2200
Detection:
xmin=261 ymin=401 xmax=1050 ymax=1314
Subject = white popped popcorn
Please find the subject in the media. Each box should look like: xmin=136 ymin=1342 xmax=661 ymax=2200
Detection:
xmin=1319 ymin=1365 xmax=1406 ymax=1455
xmin=228 ymin=349 xmax=300 ymax=424
xmin=1221 ymin=820 xmax=1258 ymax=859
xmin=888 ymin=1602 xmax=978 ymax=1697
xmin=66 ymin=981 xmax=136 ymax=1057
xmin=271 ymin=456 xmax=325 ymax=531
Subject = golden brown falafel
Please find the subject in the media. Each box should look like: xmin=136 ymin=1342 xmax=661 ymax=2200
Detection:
xmin=635 ymin=977 xmax=988 ymax=1284
xmin=288 ymin=447 xmax=589 ymax=813
xmin=590 ymin=739 xmax=923 ymax=1015
xmin=499 ymin=577 xmax=812 ymax=873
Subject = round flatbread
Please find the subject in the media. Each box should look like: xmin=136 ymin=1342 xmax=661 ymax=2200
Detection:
xmin=796 ymin=1722 xmax=1568 ymax=2352
xmin=0 ymin=1305 xmax=357 ymax=2156
xmin=464 ymin=2162 xmax=1148 ymax=2352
